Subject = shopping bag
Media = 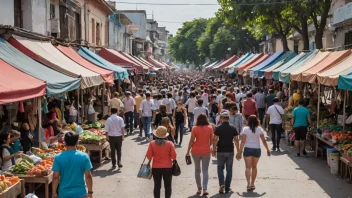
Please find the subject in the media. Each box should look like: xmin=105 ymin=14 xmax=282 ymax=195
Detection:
xmin=172 ymin=160 xmax=181 ymax=176
xmin=137 ymin=156 xmax=152 ymax=179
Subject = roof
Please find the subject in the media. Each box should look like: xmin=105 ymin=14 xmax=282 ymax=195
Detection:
xmin=0 ymin=38 xmax=80 ymax=95
xmin=57 ymin=46 xmax=115 ymax=85
xmin=0 ymin=58 xmax=46 ymax=104
xmin=10 ymin=35 xmax=104 ymax=89
xmin=77 ymin=47 xmax=129 ymax=80
xmin=118 ymin=10 xmax=147 ymax=15
xmin=318 ymin=53 xmax=352 ymax=86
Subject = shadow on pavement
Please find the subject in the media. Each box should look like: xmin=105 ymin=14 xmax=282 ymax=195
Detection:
xmin=92 ymin=168 xmax=121 ymax=178
xmin=270 ymin=150 xmax=289 ymax=156
xmin=236 ymin=192 xmax=266 ymax=197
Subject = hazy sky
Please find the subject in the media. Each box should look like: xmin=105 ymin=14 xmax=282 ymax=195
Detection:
xmin=114 ymin=0 xmax=220 ymax=35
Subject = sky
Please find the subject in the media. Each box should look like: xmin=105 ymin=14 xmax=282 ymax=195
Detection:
xmin=114 ymin=0 xmax=220 ymax=35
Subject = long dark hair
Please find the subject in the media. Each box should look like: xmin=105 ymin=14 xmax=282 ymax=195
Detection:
xmin=196 ymin=114 xmax=210 ymax=126
xmin=247 ymin=115 xmax=259 ymax=133
xmin=159 ymin=104 xmax=167 ymax=115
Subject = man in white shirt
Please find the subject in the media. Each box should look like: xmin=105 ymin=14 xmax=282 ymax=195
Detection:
xmin=184 ymin=92 xmax=197 ymax=129
xmin=193 ymin=99 xmax=209 ymax=123
xmin=139 ymin=93 xmax=153 ymax=141
xmin=122 ymin=91 xmax=135 ymax=135
xmin=216 ymin=89 xmax=223 ymax=104
xmin=109 ymin=92 xmax=124 ymax=114
xmin=201 ymin=89 xmax=209 ymax=107
xmin=105 ymin=108 xmax=125 ymax=169
xmin=266 ymin=98 xmax=285 ymax=151
xmin=166 ymin=93 xmax=176 ymax=125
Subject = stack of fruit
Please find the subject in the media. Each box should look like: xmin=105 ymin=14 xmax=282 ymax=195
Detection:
xmin=8 ymin=159 xmax=34 ymax=175
xmin=0 ymin=175 xmax=20 ymax=193
xmin=80 ymin=130 xmax=106 ymax=144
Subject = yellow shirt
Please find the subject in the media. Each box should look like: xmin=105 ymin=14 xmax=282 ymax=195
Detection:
xmin=110 ymin=98 xmax=124 ymax=111
xmin=292 ymin=93 xmax=302 ymax=103
xmin=135 ymin=95 xmax=144 ymax=112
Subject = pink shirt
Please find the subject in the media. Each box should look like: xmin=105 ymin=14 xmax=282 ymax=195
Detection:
xmin=191 ymin=125 xmax=214 ymax=155
xmin=122 ymin=97 xmax=135 ymax=112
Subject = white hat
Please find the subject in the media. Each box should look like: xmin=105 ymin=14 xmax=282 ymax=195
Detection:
xmin=152 ymin=126 xmax=169 ymax=139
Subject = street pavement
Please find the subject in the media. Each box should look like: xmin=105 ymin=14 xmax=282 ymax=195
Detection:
xmin=92 ymin=129 xmax=352 ymax=198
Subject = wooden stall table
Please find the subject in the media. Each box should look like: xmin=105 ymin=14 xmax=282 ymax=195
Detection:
xmin=82 ymin=141 xmax=110 ymax=166
xmin=18 ymin=172 xmax=53 ymax=198
xmin=312 ymin=133 xmax=335 ymax=158
xmin=0 ymin=180 xmax=25 ymax=198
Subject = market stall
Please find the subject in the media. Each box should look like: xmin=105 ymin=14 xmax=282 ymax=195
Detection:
xmin=0 ymin=176 xmax=24 ymax=198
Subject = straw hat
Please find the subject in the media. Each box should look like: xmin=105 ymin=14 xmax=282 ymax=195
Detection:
xmin=153 ymin=126 xmax=169 ymax=139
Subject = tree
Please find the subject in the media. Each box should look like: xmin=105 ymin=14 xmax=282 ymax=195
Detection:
xmin=197 ymin=17 xmax=223 ymax=58
xmin=309 ymin=0 xmax=332 ymax=49
xmin=218 ymin=0 xmax=293 ymax=51
xmin=168 ymin=18 xmax=208 ymax=68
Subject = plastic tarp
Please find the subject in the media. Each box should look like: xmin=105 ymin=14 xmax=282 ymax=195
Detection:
xmin=279 ymin=50 xmax=319 ymax=83
xmin=10 ymin=35 xmax=103 ymax=89
xmin=232 ymin=54 xmax=262 ymax=70
xmin=131 ymin=55 xmax=160 ymax=71
xmin=205 ymin=61 xmax=220 ymax=70
xmin=338 ymin=74 xmax=352 ymax=91
xmin=270 ymin=52 xmax=308 ymax=81
xmin=290 ymin=51 xmax=331 ymax=82
xmin=0 ymin=38 xmax=80 ymax=95
xmin=226 ymin=53 xmax=252 ymax=69
xmin=0 ymin=59 xmax=46 ymax=104
xmin=249 ymin=51 xmax=284 ymax=78
xmin=98 ymin=48 xmax=144 ymax=73
xmin=78 ymin=47 xmax=129 ymax=79
xmin=57 ymin=46 xmax=115 ymax=85
xmin=119 ymin=52 xmax=155 ymax=71
xmin=238 ymin=55 xmax=269 ymax=75
xmin=318 ymin=54 xmax=352 ymax=86
xmin=301 ymin=50 xmax=351 ymax=83
xmin=138 ymin=57 xmax=157 ymax=68
xmin=149 ymin=57 xmax=167 ymax=69
xmin=212 ymin=55 xmax=238 ymax=69
xmin=255 ymin=52 xmax=297 ymax=78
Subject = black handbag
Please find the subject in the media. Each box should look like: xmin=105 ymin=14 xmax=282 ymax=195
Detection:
xmin=185 ymin=155 xmax=192 ymax=165
xmin=172 ymin=160 xmax=181 ymax=176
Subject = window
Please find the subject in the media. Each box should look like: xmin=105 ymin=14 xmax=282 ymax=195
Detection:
xmin=14 ymin=0 xmax=22 ymax=28
xmin=96 ymin=22 xmax=100 ymax=46
xmin=345 ymin=31 xmax=352 ymax=49
xmin=294 ymin=40 xmax=299 ymax=53
xmin=50 ymin=3 xmax=55 ymax=19
xmin=91 ymin=18 xmax=95 ymax=44
xmin=75 ymin=13 xmax=81 ymax=41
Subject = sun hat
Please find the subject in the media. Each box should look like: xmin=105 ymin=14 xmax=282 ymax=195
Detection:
xmin=152 ymin=126 xmax=169 ymax=139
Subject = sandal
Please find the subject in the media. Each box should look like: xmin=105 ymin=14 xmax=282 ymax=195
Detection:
xmin=251 ymin=185 xmax=256 ymax=190
xmin=196 ymin=190 xmax=202 ymax=195
xmin=247 ymin=186 xmax=252 ymax=191
xmin=203 ymin=190 xmax=209 ymax=196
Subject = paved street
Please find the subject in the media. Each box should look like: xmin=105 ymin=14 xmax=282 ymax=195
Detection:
xmin=92 ymin=130 xmax=352 ymax=198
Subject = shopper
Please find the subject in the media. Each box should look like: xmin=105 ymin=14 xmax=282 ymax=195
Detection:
xmin=173 ymin=101 xmax=187 ymax=146
xmin=105 ymin=108 xmax=125 ymax=169
xmin=185 ymin=92 xmax=197 ymax=130
xmin=155 ymin=105 xmax=168 ymax=128
xmin=134 ymin=90 xmax=144 ymax=137
xmin=139 ymin=93 xmax=154 ymax=141
xmin=229 ymin=106 xmax=244 ymax=135
xmin=146 ymin=126 xmax=177 ymax=198
xmin=239 ymin=115 xmax=271 ymax=191
xmin=110 ymin=92 xmax=124 ymax=114
xmin=160 ymin=117 xmax=176 ymax=143
xmin=52 ymin=132 xmax=93 ymax=198
xmin=212 ymin=111 xmax=240 ymax=194
xmin=292 ymin=99 xmax=312 ymax=157
xmin=265 ymin=89 xmax=276 ymax=109
xmin=266 ymin=98 xmax=285 ymax=151
xmin=254 ymin=88 xmax=265 ymax=125
xmin=186 ymin=114 xmax=213 ymax=196
xmin=242 ymin=93 xmax=258 ymax=120
xmin=122 ymin=91 xmax=136 ymax=135
xmin=193 ymin=99 xmax=209 ymax=122
xmin=207 ymin=95 xmax=218 ymax=124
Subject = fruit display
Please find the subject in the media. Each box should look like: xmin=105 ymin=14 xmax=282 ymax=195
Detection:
xmin=80 ymin=130 xmax=106 ymax=144
xmin=88 ymin=128 xmax=105 ymax=136
xmin=27 ymin=163 xmax=52 ymax=177
xmin=8 ymin=159 xmax=34 ymax=175
xmin=77 ymin=145 xmax=86 ymax=152
xmin=0 ymin=175 xmax=20 ymax=193
xmin=92 ymin=121 xmax=102 ymax=129
xmin=319 ymin=118 xmax=336 ymax=128
xmin=81 ymin=120 xmax=105 ymax=130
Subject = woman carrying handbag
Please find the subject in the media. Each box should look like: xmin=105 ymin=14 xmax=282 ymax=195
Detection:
xmin=146 ymin=126 xmax=177 ymax=198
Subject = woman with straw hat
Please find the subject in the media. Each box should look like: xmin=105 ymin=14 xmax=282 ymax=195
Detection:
xmin=146 ymin=126 xmax=177 ymax=198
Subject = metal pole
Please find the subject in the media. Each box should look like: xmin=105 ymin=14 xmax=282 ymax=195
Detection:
xmin=77 ymin=89 xmax=80 ymax=124
xmin=317 ymin=84 xmax=321 ymax=128
xmin=38 ymin=97 xmax=42 ymax=144
xmin=81 ymin=89 xmax=84 ymax=123
xmin=102 ymin=84 xmax=105 ymax=116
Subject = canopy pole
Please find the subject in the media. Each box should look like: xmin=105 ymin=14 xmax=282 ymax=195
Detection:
xmin=317 ymin=84 xmax=321 ymax=128
xmin=343 ymin=90 xmax=347 ymax=133
xmin=252 ymin=77 xmax=254 ymax=87
xmin=102 ymin=84 xmax=105 ymax=117
xmin=38 ymin=97 xmax=42 ymax=144
xmin=77 ymin=89 xmax=80 ymax=124
xmin=81 ymin=89 xmax=84 ymax=123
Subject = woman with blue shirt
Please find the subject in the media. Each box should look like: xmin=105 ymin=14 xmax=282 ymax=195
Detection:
xmin=292 ymin=99 xmax=312 ymax=157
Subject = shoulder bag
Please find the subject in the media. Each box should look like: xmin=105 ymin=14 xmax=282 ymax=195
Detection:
xmin=137 ymin=144 xmax=153 ymax=179
xmin=170 ymin=144 xmax=181 ymax=176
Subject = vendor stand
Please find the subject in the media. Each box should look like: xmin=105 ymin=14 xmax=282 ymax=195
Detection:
xmin=18 ymin=174 xmax=53 ymax=198
xmin=81 ymin=141 xmax=110 ymax=166
xmin=0 ymin=180 xmax=24 ymax=198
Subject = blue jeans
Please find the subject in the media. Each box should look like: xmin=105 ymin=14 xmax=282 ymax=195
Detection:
xmin=124 ymin=111 xmax=134 ymax=133
xmin=217 ymin=152 xmax=234 ymax=189
xmin=142 ymin=116 xmax=152 ymax=138
xmin=188 ymin=112 xmax=194 ymax=129
xmin=175 ymin=122 xmax=184 ymax=144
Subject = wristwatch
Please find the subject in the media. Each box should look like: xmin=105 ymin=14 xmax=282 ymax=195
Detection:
xmin=88 ymin=191 xmax=93 ymax=194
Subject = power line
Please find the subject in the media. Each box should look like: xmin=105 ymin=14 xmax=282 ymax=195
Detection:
xmin=157 ymin=21 xmax=184 ymax=24
xmin=114 ymin=0 xmax=305 ymax=6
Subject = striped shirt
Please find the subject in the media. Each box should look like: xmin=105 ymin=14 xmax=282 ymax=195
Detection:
xmin=254 ymin=92 xmax=265 ymax=108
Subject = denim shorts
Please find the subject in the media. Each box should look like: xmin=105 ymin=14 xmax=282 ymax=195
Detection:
xmin=243 ymin=147 xmax=261 ymax=158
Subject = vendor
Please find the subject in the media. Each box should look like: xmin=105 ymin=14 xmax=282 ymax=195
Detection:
xmin=292 ymin=89 xmax=303 ymax=106
xmin=0 ymin=131 xmax=22 ymax=171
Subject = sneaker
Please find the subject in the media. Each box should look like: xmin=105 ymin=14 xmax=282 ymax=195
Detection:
xmin=276 ymin=147 xmax=281 ymax=152
xmin=118 ymin=164 xmax=123 ymax=168
xmin=225 ymin=187 xmax=233 ymax=193
xmin=111 ymin=165 xmax=116 ymax=169
xmin=271 ymin=147 xmax=276 ymax=151
xmin=302 ymin=150 xmax=307 ymax=156
xmin=295 ymin=153 xmax=300 ymax=157
xmin=219 ymin=185 xmax=225 ymax=194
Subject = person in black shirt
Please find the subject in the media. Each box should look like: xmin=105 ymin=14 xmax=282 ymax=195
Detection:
xmin=212 ymin=111 xmax=241 ymax=194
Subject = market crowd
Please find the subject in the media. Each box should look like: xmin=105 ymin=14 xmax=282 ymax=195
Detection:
xmin=0 ymin=69 xmax=313 ymax=198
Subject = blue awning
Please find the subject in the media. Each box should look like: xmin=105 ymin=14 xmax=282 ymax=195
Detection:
xmin=78 ymin=47 xmax=129 ymax=80
xmin=338 ymin=73 xmax=352 ymax=91
xmin=248 ymin=51 xmax=285 ymax=78
xmin=0 ymin=38 xmax=80 ymax=95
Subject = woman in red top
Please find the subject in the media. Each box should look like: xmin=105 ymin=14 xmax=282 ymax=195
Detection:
xmin=146 ymin=126 xmax=177 ymax=198
xmin=186 ymin=114 xmax=214 ymax=196
xmin=242 ymin=93 xmax=258 ymax=120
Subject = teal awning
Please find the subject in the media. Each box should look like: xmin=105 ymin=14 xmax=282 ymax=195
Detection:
xmin=255 ymin=52 xmax=297 ymax=78
xmin=338 ymin=73 xmax=352 ymax=91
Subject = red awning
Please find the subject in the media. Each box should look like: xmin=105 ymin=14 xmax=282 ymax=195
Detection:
xmin=146 ymin=58 xmax=165 ymax=68
xmin=99 ymin=48 xmax=144 ymax=73
xmin=0 ymin=59 xmax=46 ymax=104
xmin=118 ymin=52 xmax=155 ymax=71
xmin=57 ymin=46 xmax=115 ymax=85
